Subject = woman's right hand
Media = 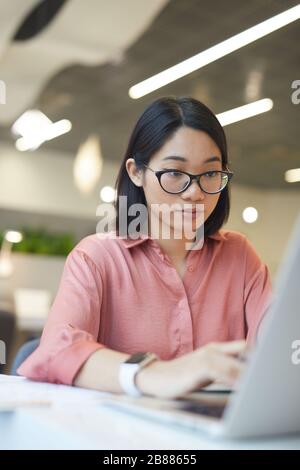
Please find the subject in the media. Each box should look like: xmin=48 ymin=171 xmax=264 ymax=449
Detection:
xmin=136 ymin=340 xmax=247 ymax=400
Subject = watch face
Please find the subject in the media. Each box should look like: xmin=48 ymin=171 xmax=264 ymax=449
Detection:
xmin=125 ymin=352 xmax=148 ymax=364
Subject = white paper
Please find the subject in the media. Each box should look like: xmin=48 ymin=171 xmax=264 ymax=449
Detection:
xmin=0 ymin=375 xmax=111 ymax=411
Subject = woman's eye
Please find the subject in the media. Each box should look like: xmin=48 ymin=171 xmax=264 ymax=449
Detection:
xmin=167 ymin=171 xmax=183 ymax=177
xmin=204 ymin=171 xmax=218 ymax=178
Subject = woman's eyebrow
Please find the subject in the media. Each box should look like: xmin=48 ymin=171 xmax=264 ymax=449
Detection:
xmin=162 ymin=155 xmax=187 ymax=162
xmin=161 ymin=155 xmax=221 ymax=163
xmin=203 ymin=156 xmax=222 ymax=164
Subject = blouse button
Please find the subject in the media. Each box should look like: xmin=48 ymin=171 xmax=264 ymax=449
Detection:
xmin=188 ymin=266 xmax=194 ymax=273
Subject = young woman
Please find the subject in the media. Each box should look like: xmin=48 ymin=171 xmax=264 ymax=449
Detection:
xmin=18 ymin=97 xmax=272 ymax=399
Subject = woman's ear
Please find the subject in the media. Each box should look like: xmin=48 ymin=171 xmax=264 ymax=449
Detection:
xmin=126 ymin=158 xmax=144 ymax=187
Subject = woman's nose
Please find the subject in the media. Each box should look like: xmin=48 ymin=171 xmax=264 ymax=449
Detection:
xmin=181 ymin=179 xmax=205 ymax=201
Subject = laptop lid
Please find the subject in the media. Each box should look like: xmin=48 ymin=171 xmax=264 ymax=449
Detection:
xmin=223 ymin=213 xmax=300 ymax=438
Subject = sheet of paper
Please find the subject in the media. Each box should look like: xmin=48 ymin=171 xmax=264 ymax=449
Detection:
xmin=0 ymin=375 xmax=110 ymax=411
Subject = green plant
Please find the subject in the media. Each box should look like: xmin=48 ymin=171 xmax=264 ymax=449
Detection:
xmin=0 ymin=227 xmax=75 ymax=257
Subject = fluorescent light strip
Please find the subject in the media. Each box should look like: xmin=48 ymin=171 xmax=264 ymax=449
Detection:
xmin=216 ymin=98 xmax=273 ymax=126
xmin=44 ymin=119 xmax=72 ymax=140
xmin=129 ymin=4 xmax=300 ymax=99
xmin=285 ymin=168 xmax=300 ymax=183
xmin=16 ymin=119 xmax=72 ymax=151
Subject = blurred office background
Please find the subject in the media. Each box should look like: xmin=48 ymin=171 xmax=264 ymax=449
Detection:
xmin=0 ymin=0 xmax=299 ymax=371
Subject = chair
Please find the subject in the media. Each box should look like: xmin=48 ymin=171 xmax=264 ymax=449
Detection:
xmin=10 ymin=338 xmax=40 ymax=375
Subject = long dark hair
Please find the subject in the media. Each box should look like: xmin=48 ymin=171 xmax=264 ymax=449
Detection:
xmin=114 ymin=96 xmax=231 ymax=237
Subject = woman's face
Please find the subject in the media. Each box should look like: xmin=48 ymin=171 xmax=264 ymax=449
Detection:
xmin=127 ymin=126 xmax=223 ymax=238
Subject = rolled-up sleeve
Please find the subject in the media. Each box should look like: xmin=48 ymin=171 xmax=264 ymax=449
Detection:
xmin=243 ymin=238 xmax=272 ymax=344
xmin=17 ymin=249 xmax=105 ymax=385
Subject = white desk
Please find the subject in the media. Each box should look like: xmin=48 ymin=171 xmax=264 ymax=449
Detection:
xmin=0 ymin=375 xmax=299 ymax=450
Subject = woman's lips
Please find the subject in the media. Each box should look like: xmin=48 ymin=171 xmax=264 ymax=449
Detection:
xmin=177 ymin=208 xmax=203 ymax=213
xmin=175 ymin=208 xmax=204 ymax=219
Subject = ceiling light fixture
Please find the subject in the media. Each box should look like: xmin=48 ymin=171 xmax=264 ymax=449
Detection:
xmin=216 ymin=98 xmax=273 ymax=126
xmin=285 ymin=168 xmax=300 ymax=183
xmin=243 ymin=207 xmax=258 ymax=224
xmin=73 ymin=135 xmax=103 ymax=194
xmin=12 ymin=110 xmax=72 ymax=151
xmin=100 ymin=186 xmax=116 ymax=203
xmin=129 ymin=4 xmax=300 ymax=98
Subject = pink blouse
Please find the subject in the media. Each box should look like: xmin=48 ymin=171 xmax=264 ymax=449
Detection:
xmin=18 ymin=230 xmax=272 ymax=385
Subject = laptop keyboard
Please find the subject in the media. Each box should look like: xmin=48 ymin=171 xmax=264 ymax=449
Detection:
xmin=178 ymin=401 xmax=226 ymax=419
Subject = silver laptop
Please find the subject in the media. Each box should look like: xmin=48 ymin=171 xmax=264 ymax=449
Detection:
xmin=103 ymin=214 xmax=300 ymax=439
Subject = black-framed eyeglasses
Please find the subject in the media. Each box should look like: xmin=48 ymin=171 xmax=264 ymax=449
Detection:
xmin=143 ymin=164 xmax=233 ymax=195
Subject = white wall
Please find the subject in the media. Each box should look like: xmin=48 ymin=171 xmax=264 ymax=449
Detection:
xmin=0 ymin=143 xmax=120 ymax=219
xmin=0 ymin=252 xmax=65 ymax=312
xmin=226 ymin=184 xmax=300 ymax=277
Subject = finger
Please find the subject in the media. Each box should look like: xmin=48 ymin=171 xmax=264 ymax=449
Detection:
xmin=210 ymin=354 xmax=245 ymax=386
xmin=214 ymin=340 xmax=247 ymax=357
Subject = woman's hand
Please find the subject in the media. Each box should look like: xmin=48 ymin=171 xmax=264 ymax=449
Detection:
xmin=136 ymin=340 xmax=247 ymax=400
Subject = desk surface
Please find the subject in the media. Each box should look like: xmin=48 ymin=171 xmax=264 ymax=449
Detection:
xmin=0 ymin=375 xmax=299 ymax=450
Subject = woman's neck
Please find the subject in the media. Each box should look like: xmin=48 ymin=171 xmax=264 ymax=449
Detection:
xmin=148 ymin=221 xmax=197 ymax=265
xmin=154 ymin=236 xmax=190 ymax=264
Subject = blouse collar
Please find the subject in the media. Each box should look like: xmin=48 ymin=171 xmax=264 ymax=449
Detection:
xmin=120 ymin=230 xmax=225 ymax=249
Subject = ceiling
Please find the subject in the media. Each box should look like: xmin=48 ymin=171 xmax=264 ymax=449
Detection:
xmin=0 ymin=0 xmax=299 ymax=190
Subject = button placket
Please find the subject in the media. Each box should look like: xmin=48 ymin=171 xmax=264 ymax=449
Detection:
xmin=176 ymin=297 xmax=194 ymax=354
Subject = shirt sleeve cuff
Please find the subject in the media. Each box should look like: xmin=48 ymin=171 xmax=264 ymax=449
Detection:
xmin=18 ymin=341 xmax=105 ymax=385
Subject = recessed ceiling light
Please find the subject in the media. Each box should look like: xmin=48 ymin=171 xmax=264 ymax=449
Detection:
xmin=100 ymin=186 xmax=116 ymax=203
xmin=243 ymin=207 xmax=258 ymax=224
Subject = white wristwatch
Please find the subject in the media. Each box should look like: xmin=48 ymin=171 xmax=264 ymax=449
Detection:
xmin=119 ymin=352 xmax=158 ymax=397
